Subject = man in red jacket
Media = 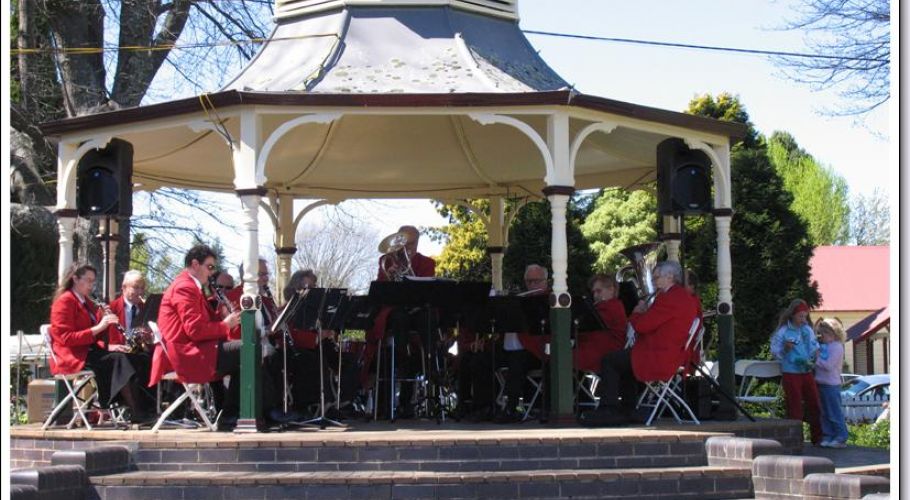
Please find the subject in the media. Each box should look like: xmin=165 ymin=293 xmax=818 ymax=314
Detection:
xmin=107 ymin=270 xmax=148 ymax=348
xmin=580 ymin=260 xmax=697 ymax=426
xmin=156 ymin=245 xmax=242 ymax=423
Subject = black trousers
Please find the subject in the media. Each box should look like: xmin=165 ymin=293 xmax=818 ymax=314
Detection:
xmin=456 ymin=348 xmax=499 ymax=412
xmin=503 ymin=349 xmax=541 ymax=407
xmin=598 ymin=348 xmax=640 ymax=411
xmin=216 ymin=340 xmax=278 ymax=418
xmin=85 ymin=347 xmax=151 ymax=411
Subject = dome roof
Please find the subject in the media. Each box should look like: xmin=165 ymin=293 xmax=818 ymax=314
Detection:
xmin=224 ymin=3 xmax=568 ymax=93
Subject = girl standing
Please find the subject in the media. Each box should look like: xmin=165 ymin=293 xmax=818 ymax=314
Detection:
xmin=770 ymin=299 xmax=822 ymax=445
xmin=815 ymin=318 xmax=849 ymax=448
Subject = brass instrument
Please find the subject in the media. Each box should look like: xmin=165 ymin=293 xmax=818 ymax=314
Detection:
xmin=124 ymin=326 xmax=153 ymax=353
xmin=615 ymin=242 xmax=665 ymax=347
xmin=378 ymin=231 xmax=415 ymax=281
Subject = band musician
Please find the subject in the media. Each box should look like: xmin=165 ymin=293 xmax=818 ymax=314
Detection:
xmin=49 ymin=263 xmax=152 ymax=422
xmin=361 ymin=225 xmax=436 ymax=419
xmin=152 ymin=245 xmax=245 ymax=427
xmin=492 ymin=264 xmax=550 ymax=423
xmin=573 ymin=274 xmax=628 ymax=373
xmin=580 ymin=260 xmax=697 ymax=426
xmin=107 ymin=270 xmax=149 ymax=348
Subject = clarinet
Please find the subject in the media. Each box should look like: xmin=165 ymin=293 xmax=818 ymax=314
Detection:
xmin=89 ymin=295 xmax=124 ymax=350
xmin=208 ymin=276 xmax=237 ymax=314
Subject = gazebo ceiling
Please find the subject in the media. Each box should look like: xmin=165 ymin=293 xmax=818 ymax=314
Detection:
xmin=41 ymin=3 xmax=747 ymax=201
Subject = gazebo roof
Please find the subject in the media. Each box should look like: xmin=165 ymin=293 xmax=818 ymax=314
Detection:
xmin=224 ymin=3 xmax=567 ymax=94
xmin=41 ymin=1 xmax=747 ymax=202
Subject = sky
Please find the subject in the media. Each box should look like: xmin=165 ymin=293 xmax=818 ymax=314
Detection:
xmin=227 ymin=0 xmax=891 ymax=264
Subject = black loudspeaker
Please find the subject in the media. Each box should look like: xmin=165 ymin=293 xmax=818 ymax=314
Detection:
xmin=77 ymin=138 xmax=133 ymax=218
xmin=656 ymin=138 xmax=712 ymax=215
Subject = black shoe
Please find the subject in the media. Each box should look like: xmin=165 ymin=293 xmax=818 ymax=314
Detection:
xmin=218 ymin=415 xmax=238 ymax=431
xmin=578 ymin=408 xmax=629 ymax=427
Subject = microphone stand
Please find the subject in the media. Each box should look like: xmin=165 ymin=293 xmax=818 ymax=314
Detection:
xmin=302 ymin=289 xmax=345 ymax=429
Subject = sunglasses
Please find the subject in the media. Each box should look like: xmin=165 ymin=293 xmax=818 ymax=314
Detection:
xmin=206 ymin=264 xmax=217 ymax=271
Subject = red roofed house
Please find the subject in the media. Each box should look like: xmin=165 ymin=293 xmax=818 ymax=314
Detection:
xmin=809 ymin=246 xmax=890 ymax=375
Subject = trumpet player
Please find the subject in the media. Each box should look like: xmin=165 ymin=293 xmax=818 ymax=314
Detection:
xmin=580 ymin=261 xmax=698 ymax=426
xmin=49 ymin=263 xmax=153 ymax=422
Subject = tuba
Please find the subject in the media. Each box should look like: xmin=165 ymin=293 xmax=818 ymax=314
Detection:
xmin=378 ymin=231 xmax=415 ymax=281
xmin=615 ymin=242 xmax=665 ymax=347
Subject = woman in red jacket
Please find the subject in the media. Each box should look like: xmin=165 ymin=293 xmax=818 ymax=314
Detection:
xmin=49 ymin=263 xmax=150 ymax=421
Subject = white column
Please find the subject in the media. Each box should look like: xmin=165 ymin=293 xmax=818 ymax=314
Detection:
xmin=547 ymin=192 xmax=571 ymax=299
xmin=274 ymin=194 xmax=296 ymax=301
xmin=661 ymin=215 xmax=681 ymax=262
xmin=55 ymin=214 xmax=77 ymax=283
xmin=488 ymin=196 xmax=505 ymax=292
xmin=239 ymin=193 xmax=262 ymax=297
xmin=715 ymin=213 xmax=733 ymax=306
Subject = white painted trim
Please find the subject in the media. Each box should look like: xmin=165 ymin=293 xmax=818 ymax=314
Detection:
xmin=57 ymin=137 xmax=113 ymax=211
xmin=569 ymin=121 xmax=618 ymax=173
xmin=257 ymin=112 xmax=342 ymax=183
xmin=292 ymin=199 xmax=337 ymax=233
xmin=468 ymin=112 xmax=553 ymax=182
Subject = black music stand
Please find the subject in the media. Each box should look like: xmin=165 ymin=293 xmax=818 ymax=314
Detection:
xmin=294 ymin=288 xmax=348 ymax=429
xmin=367 ymin=279 xmax=471 ymax=422
xmin=571 ymin=297 xmax=607 ymax=334
xmin=136 ymin=294 xmax=163 ymax=326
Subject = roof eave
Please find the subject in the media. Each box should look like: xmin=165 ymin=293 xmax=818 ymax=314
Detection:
xmin=41 ymin=90 xmax=748 ymax=143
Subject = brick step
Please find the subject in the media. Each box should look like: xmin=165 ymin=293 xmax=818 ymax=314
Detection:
xmin=132 ymin=435 xmax=710 ymax=473
xmin=90 ymin=465 xmax=754 ymax=499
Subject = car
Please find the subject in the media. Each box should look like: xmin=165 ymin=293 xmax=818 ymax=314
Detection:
xmin=841 ymin=374 xmax=890 ymax=400
xmin=841 ymin=373 xmax=861 ymax=385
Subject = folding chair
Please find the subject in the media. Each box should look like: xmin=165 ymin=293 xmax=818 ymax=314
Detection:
xmin=636 ymin=317 xmax=703 ymax=426
xmin=147 ymin=322 xmax=218 ymax=432
xmin=574 ymin=371 xmax=601 ymax=413
xmin=735 ymin=360 xmax=783 ymax=415
xmin=493 ymin=365 xmax=544 ymax=421
xmin=41 ymin=325 xmax=100 ymax=430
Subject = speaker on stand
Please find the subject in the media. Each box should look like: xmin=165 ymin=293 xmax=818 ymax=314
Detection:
xmin=76 ymin=138 xmax=134 ymax=302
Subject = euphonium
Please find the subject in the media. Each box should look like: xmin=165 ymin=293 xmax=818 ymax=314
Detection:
xmin=378 ymin=231 xmax=415 ymax=281
xmin=615 ymin=242 xmax=665 ymax=347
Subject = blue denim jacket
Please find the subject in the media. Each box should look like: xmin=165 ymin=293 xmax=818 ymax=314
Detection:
xmin=770 ymin=321 xmax=819 ymax=374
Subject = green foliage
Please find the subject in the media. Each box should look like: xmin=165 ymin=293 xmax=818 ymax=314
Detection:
xmin=581 ymin=188 xmax=658 ymax=273
xmin=432 ymin=196 xmax=596 ymax=297
xmin=503 ymin=199 xmax=596 ymax=296
xmin=11 ymin=222 xmax=57 ymax=333
xmin=767 ymin=131 xmax=850 ymax=245
xmin=848 ymin=420 xmax=890 ymax=449
xmin=430 ymin=200 xmax=491 ymax=282
xmin=684 ymin=94 xmax=820 ymax=358
xmin=687 ymin=93 xmax=761 ymax=149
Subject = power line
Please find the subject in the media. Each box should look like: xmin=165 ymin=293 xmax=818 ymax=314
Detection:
xmin=522 ymin=30 xmax=888 ymax=63
xmin=10 ymin=29 xmax=888 ymax=63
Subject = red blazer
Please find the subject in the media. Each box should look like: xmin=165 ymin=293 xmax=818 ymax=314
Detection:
xmin=48 ymin=291 xmax=104 ymax=375
xmin=629 ymin=285 xmax=698 ymax=382
xmin=107 ymin=295 xmax=143 ymax=345
xmin=155 ymin=270 xmax=231 ymax=384
xmin=574 ymin=298 xmax=628 ymax=372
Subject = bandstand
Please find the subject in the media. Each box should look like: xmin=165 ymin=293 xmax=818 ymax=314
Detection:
xmin=41 ymin=0 xmax=747 ymax=429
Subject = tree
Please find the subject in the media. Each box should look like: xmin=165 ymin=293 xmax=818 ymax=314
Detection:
xmin=767 ymin=131 xmax=851 ymax=245
xmin=502 ymin=199 xmax=596 ymax=296
xmin=849 ymin=188 xmax=890 ymax=245
xmin=774 ymin=0 xmax=890 ymax=115
xmin=292 ymin=218 xmax=379 ymax=293
xmin=431 ymin=196 xmax=596 ymax=296
xmin=581 ymin=188 xmax=658 ymax=274
xmin=684 ymin=93 xmax=820 ymax=358
xmin=11 ymin=0 xmax=272 ymax=332
xmin=429 ymin=200 xmax=491 ymax=282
